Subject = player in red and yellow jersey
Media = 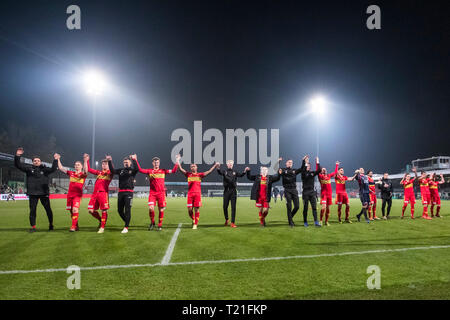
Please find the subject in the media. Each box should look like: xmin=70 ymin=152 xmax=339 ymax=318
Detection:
xmin=367 ymin=170 xmax=380 ymax=220
xmin=133 ymin=154 xmax=180 ymax=230
xmin=334 ymin=167 xmax=355 ymax=224
xmin=318 ymin=160 xmax=339 ymax=226
xmin=84 ymin=154 xmax=114 ymax=233
xmin=178 ymin=160 xmax=219 ymax=229
xmin=56 ymin=154 xmax=87 ymax=232
xmin=417 ymin=171 xmax=432 ymax=220
xmin=429 ymin=173 xmax=444 ymax=218
xmin=246 ymin=166 xmax=280 ymax=227
xmin=400 ymin=168 xmax=417 ymax=219
xmin=55 ymin=154 xmax=87 ymax=232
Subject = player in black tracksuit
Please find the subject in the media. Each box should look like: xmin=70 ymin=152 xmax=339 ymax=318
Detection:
xmin=217 ymin=160 xmax=246 ymax=227
xmin=274 ymin=157 xmax=302 ymax=227
xmin=108 ymin=156 xmax=138 ymax=233
xmin=300 ymin=156 xmax=321 ymax=227
xmin=14 ymin=148 xmax=58 ymax=232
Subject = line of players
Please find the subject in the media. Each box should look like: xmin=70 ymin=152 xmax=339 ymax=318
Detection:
xmin=14 ymin=147 xmax=445 ymax=233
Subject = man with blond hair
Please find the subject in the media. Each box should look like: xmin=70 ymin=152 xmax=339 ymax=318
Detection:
xmin=217 ymin=160 xmax=246 ymax=228
xmin=246 ymin=166 xmax=281 ymax=227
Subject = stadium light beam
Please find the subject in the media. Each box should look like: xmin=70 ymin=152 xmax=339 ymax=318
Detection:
xmin=83 ymin=69 xmax=108 ymax=167
xmin=309 ymin=95 xmax=328 ymax=157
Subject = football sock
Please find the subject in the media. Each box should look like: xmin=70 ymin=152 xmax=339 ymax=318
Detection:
xmin=90 ymin=211 xmax=101 ymax=221
xmin=401 ymin=205 xmax=407 ymax=217
xmin=194 ymin=211 xmax=200 ymax=225
xmin=100 ymin=211 xmax=108 ymax=228
xmin=423 ymin=206 xmax=428 ymax=217
xmin=71 ymin=212 xmax=79 ymax=229
xmin=158 ymin=209 xmax=164 ymax=227
xmin=149 ymin=209 xmax=155 ymax=224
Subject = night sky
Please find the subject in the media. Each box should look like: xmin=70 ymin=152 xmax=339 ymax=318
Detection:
xmin=0 ymin=0 xmax=449 ymax=176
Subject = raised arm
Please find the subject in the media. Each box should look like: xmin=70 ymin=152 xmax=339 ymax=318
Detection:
xmin=131 ymin=155 xmax=152 ymax=174
xmin=314 ymin=158 xmax=321 ymax=177
xmin=177 ymin=162 xmax=187 ymax=175
xmin=236 ymin=169 xmax=246 ymax=177
xmin=270 ymin=169 xmax=281 ymax=183
xmin=107 ymin=159 xmax=118 ymax=175
xmin=216 ymin=165 xmax=224 ymax=176
xmin=14 ymin=148 xmax=29 ymax=173
xmin=299 ymin=157 xmax=307 ymax=173
xmin=329 ymin=161 xmax=339 ymax=178
xmin=131 ymin=159 xmax=139 ymax=176
xmin=55 ymin=153 xmax=68 ymax=174
xmin=273 ymin=157 xmax=282 ymax=172
xmin=245 ymin=167 xmax=257 ymax=181
xmin=84 ymin=153 xmax=100 ymax=175
xmin=42 ymin=154 xmax=58 ymax=175
xmin=165 ymin=154 xmax=181 ymax=174
xmin=203 ymin=162 xmax=220 ymax=177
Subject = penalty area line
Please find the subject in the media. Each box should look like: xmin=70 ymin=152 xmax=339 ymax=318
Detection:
xmin=0 ymin=244 xmax=449 ymax=275
xmin=161 ymin=223 xmax=183 ymax=265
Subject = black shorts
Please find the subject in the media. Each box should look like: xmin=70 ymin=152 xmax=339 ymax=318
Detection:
xmin=360 ymin=193 xmax=370 ymax=205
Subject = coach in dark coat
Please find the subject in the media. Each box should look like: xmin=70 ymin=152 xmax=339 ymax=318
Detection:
xmin=14 ymin=147 xmax=58 ymax=232
xmin=377 ymin=173 xmax=393 ymax=219
xmin=246 ymin=168 xmax=281 ymax=203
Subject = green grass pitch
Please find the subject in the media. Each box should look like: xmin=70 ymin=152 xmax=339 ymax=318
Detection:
xmin=0 ymin=197 xmax=449 ymax=300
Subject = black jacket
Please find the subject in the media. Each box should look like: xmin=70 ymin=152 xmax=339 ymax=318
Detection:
xmin=108 ymin=160 xmax=138 ymax=191
xmin=247 ymin=170 xmax=280 ymax=202
xmin=300 ymin=160 xmax=320 ymax=195
xmin=275 ymin=160 xmax=302 ymax=190
xmin=378 ymin=178 xmax=393 ymax=200
xmin=217 ymin=168 xmax=246 ymax=189
xmin=14 ymin=155 xmax=57 ymax=196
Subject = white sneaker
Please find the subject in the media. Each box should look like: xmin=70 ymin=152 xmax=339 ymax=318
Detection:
xmin=192 ymin=224 xmax=198 ymax=230
xmin=97 ymin=227 xmax=105 ymax=234
xmin=121 ymin=228 xmax=128 ymax=234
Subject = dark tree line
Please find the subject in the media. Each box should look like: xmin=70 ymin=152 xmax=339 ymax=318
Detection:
xmin=0 ymin=122 xmax=67 ymax=162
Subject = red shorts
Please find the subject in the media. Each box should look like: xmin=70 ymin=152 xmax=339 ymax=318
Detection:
xmin=256 ymin=195 xmax=269 ymax=208
xmin=321 ymin=193 xmax=333 ymax=205
xmin=336 ymin=193 xmax=349 ymax=205
xmin=88 ymin=192 xmax=109 ymax=211
xmin=421 ymin=193 xmax=431 ymax=205
xmin=431 ymin=192 xmax=441 ymax=205
xmin=148 ymin=191 xmax=166 ymax=207
xmin=66 ymin=195 xmax=82 ymax=211
xmin=370 ymin=193 xmax=377 ymax=204
xmin=187 ymin=193 xmax=202 ymax=207
xmin=404 ymin=194 xmax=416 ymax=205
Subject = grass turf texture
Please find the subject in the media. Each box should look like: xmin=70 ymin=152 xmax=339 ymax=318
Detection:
xmin=0 ymin=197 xmax=449 ymax=300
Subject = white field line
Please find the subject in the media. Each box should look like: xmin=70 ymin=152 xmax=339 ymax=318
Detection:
xmin=161 ymin=223 xmax=183 ymax=265
xmin=0 ymin=244 xmax=449 ymax=275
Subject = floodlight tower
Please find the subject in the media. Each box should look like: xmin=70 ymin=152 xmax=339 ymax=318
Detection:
xmin=83 ymin=70 xmax=107 ymax=167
